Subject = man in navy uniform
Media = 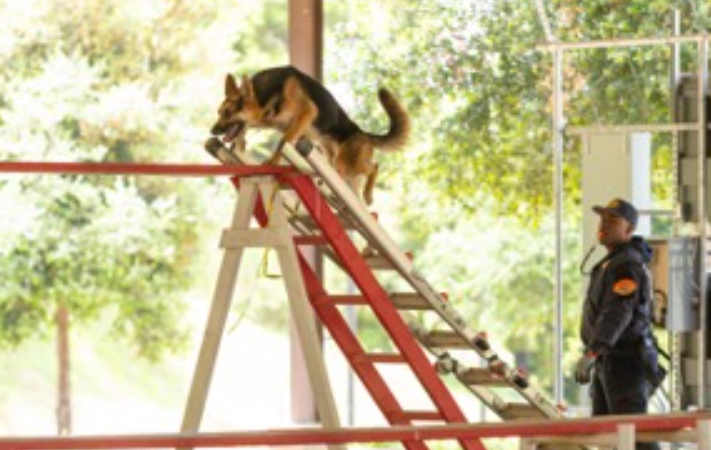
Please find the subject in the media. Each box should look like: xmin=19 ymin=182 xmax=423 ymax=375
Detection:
xmin=575 ymin=198 xmax=661 ymax=450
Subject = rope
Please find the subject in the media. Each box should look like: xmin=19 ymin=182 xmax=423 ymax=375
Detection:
xmin=259 ymin=183 xmax=283 ymax=279
xmin=228 ymin=182 xmax=284 ymax=333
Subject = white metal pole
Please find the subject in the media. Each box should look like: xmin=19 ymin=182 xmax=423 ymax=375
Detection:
xmin=553 ymin=47 xmax=565 ymax=405
xmin=670 ymin=8 xmax=682 ymax=414
xmin=699 ymin=419 xmax=711 ymax=450
xmin=542 ymin=33 xmax=707 ymax=51
xmin=697 ymin=37 xmax=709 ymax=410
xmin=532 ymin=0 xmax=555 ymax=44
xmin=616 ymin=424 xmax=636 ymax=450
xmin=566 ymin=123 xmax=699 ymax=135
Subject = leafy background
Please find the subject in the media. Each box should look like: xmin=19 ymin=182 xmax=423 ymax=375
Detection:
xmin=0 ymin=0 xmax=703 ymax=441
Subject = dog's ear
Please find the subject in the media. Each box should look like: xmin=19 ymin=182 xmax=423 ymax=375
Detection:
xmin=242 ymin=75 xmax=255 ymax=101
xmin=225 ymin=74 xmax=239 ymax=97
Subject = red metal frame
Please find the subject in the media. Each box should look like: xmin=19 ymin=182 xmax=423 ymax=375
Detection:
xmin=0 ymin=413 xmax=707 ymax=449
xmin=0 ymin=161 xmax=295 ymax=177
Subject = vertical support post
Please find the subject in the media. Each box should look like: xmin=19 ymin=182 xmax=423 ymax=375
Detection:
xmin=616 ymin=424 xmax=636 ymax=450
xmin=255 ymin=183 xmax=343 ymax=441
xmin=697 ymin=37 xmax=708 ymax=409
xmin=552 ymin=46 xmax=565 ymax=405
xmin=289 ymin=0 xmax=323 ymax=78
xmin=181 ymin=181 xmax=258 ymax=433
xmin=669 ymin=8 xmax=682 ymax=412
xmin=519 ymin=437 xmax=537 ymax=450
xmin=288 ymin=0 xmax=324 ymax=425
xmin=699 ymin=419 xmax=711 ymax=450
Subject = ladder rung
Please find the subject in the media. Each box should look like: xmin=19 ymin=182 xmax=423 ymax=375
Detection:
xmin=356 ymin=353 xmax=407 ymax=364
xmin=423 ymin=331 xmax=471 ymax=349
xmin=401 ymin=410 xmax=443 ymax=421
xmin=458 ymin=367 xmax=509 ymax=387
xmin=329 ymin=295 xmax=367 ymax=305
xmin=500 ymin=403 xmax=545 ymax=420
xmin=363 ymin=255 xmax=396 ymax=270
xmin=363 ymin=252 xmax=414 ymax=271
xmin=390 ymin=293 xmax=434 ymax=310
xmin=293 ymin=235 xmax=329 ymax=246
xmin=298 ymin=214 xmax=356 ymax=231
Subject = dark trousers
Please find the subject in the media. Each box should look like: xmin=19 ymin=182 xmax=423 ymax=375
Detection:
xmin=591 ymin=350 xmax=660 ymax=450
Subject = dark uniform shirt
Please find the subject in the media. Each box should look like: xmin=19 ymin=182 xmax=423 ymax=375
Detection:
xmin=581 ymin=236 xmax=654 ymax=355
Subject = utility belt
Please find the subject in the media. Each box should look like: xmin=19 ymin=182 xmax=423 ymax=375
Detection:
xmin=606 ymin=334 xmax=656 ymax=356
xmin=603 ymin=334 xmax=667 ymax=393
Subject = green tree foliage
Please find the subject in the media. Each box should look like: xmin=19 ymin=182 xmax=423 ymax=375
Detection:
xmin=323 ymin=0 xmax=707 ymax=400
xmin=0 ymin=0 xmax=249 ymax=431
xmin=0 ymin=0 xmax=224 ymax=359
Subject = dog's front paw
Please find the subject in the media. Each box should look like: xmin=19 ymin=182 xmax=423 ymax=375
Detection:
xmin=204 ymin=137 xmax=226 ymax=158
xmin=233 ymin=133 xmax=247 ymax=153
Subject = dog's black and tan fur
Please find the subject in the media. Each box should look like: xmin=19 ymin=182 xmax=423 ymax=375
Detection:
xmin=210 ymin=66 xmax=410 ymax=204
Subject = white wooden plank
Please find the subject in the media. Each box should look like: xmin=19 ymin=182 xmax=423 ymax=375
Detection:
xmin=220 ymin=228 xmax=292 ymax=248
xmin=181 ymin=181 xmax=258 ymax=434
xmin=699 ymin=419 xmax=711 ymax=450
xmin=617 ymin=424 xmax=636 ymax=450
xmin=260 ymin=183 xmax=344 ymax=450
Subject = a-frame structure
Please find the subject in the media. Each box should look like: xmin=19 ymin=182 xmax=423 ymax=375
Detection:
xmin=180 ymin=141 xmax=568 ymax=450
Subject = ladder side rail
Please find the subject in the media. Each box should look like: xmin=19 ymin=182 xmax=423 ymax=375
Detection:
xmin=400 ymin=314 xmax=527 ymax=420
xmin=285 ymin=146 xmax=562 ymax=417
xmin=250 ymin=189 xmax=430 ymax=450
xmin=285 ymin=173 xmax=487 ymax=450
xmin=297 ymin=258 xmax=430 ymax=450
xmin=284 ymin=146 xmax=413 ymax=271
xmin=283 ymin=146 xmax=491 ymax=343
xmin=403 ymin=280 xmax=562 ymax=418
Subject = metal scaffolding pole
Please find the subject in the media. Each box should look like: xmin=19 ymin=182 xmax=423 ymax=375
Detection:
xmin=696 ymin=37 xmax=708 ymax=410
xmin=566 ymin=123 xmax=701 ymax=135
xmin=542 ymin=34 xmax=708 ymax=51
xmin=552 ymin=47 xmax=565 ymax=406
xmin=542 ymin=25 xmax=711 ymax=410
xmin=531 ymin=0 xmax=565 ymax=408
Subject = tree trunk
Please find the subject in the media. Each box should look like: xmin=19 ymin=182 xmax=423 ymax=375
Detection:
xmin=56 ymin=304 xmax=72 ymax=435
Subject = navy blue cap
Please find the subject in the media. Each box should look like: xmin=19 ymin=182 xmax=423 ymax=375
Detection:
xmin=593 ymin=198 xmax=638 ymax=228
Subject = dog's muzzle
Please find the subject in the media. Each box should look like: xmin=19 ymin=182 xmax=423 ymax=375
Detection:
xmin=211 ymin=121 xmax=246 ymax=144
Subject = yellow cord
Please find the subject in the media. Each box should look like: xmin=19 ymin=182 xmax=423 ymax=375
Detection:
xmin=259 ymin=183 xmax=283 ymax=279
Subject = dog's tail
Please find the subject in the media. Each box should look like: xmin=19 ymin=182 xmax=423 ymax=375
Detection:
xmin=366 ymin=88 xmax=410 ymax=151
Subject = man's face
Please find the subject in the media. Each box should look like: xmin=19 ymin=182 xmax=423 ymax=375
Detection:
xmin=597 ymin=211 xmax=634 ymax=247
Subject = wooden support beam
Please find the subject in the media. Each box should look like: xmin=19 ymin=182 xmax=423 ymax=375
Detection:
xmin=288 ymin=0 xmax=324 ymax=426
xmin=289 ymin=0 xmax=323 ymax=78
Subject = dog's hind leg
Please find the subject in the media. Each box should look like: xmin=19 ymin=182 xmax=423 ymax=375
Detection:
xmin=363 ymin=163 xmax=379 ymax=205
xmin=265 ymin=78 xmax=317 ymax=165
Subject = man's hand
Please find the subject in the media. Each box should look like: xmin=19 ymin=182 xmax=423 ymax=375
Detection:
xmin=574 ymin=353 xmax=597 ymax=385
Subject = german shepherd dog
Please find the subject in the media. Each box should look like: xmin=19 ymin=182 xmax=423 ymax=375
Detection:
xmin=209 ymin=66 xmax=410 ymax=204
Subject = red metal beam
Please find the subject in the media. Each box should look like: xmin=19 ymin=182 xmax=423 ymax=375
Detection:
xmin=0 ymin=161 xmax=295 ymax=177
xmin=0 ymin=413 xmax=707 ymax=449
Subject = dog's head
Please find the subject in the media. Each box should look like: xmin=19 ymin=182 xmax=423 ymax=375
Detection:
xmin=210 ymin=74 xmax=262 ymax=144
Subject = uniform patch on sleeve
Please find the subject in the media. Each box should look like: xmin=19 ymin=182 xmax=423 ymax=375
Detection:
xmin=613 ymin=278 xmax=638 ymax=296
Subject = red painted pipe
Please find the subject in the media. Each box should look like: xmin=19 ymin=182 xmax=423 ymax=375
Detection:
xmin=0 ymin=413 xmax=707 ymax=449
xmin=0 ymin=161 xmax=295 ymax=177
